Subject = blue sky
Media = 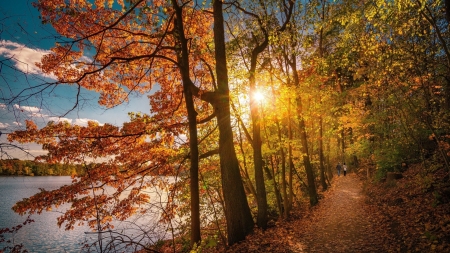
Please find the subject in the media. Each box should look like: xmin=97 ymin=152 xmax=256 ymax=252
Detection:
xmin=0 ymin=0 xmax=152 ymax=159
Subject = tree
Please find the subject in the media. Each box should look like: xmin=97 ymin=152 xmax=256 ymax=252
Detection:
xmin=225 ymin=0 xmax=294 ymax=228
xmin=9 ymin=0 xmax=450 ymax=250
xmin=320 ymin=0 xmax=450 ymax=176
xmin=9 ymin=0 xmax=254 ymax=248
xmin=170 ymin=0 xmax=201 ymax=244
xmin=211 ymin=0 xmax=254 ymax=243
xmin=278 ymin=4 xmax=319 ymax=206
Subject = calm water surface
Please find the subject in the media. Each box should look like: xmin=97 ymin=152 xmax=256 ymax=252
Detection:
xmin=0 ymin=176 xmax=88 ymax=252
xmin=0 ymin=176 xmax=171 ymax=253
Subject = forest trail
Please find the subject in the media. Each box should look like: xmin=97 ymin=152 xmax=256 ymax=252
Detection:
xmin=292 ymin=173 xmax=389 ymax=252
xmin=227 ymin=173 xmax=395 ymax=253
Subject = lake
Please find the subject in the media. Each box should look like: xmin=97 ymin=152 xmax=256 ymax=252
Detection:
xmin=0 ymin=176 xmax=174 ymax=252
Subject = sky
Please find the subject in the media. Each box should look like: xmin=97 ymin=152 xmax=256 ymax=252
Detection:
xmin=0 ymin=0 xmax=153 ymax=159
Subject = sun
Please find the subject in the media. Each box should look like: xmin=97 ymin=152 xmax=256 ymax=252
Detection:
xmin=253 ymin=91 xmax=264 ymax=102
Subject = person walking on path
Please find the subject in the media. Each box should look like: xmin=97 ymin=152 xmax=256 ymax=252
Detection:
xmin=336 ymin=162 xmax=342 ymax=176
xmin=343 ymin=163 xmax=347 ymax=176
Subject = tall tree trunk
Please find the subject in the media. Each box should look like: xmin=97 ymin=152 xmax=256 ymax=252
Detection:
xmin=213 ymin=0 xmax=254 ymax=245
xmin=326 ymin=141 xmax=333 ymax=180
xmin=319 ymin=115 xmax=328 ymax=191
xmin=287 ymin=97 xmax=294 ymax=212
xmin=263 ymin=85 xmax=284 ymax=218
xmin=249 ymin=31 xmax=269 ymax=230
xmin=296 ymin=97 xmax=319 ymax=206
xmin=318 ymin=12 xmax=328 ymax=191
xmin=290 ymin=61 xmax=319 ymax=206
xmin=276 ymin=120 xmax=289 ymax=217
xmin=185 ymin=85 xmax=200 ymax=246
xmin=251 ymin=99 xmax=268 ymax=229
xmin=284 ymin=22 xmax=318 ymax=206
xmin=171 ymin=2 xmax=200 ymax=245
xmin=237 ymin=125 xmax=258 ymax=200
xmin=269 ymin=156 xmax=284 ymax=217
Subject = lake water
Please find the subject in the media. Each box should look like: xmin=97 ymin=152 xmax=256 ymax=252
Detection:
xmin=0 ymin=176 xmax=173 ymax=252
xmin=0 ymin=176 xmax=88 ymax=252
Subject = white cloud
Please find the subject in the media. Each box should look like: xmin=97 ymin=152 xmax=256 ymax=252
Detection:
xmin=0 ymin=40 xmax=55 ymax=79
xmin=0 ymin=40 xmax=93 ymax=81
xmin=47 ymin=117 xmax=73 ymax=124
xmin=0 ymin=104 xmax=6 ymax=110
xmin=12 ymin=104 xmax=46 ymax=118
xmin=73 ymin=118 xmax=89 ymax=125
xmin=13 ymin=104 xmax=41 ymax=113
xmin=73 ymin=118 xmax=103 ymax=126
xmin=9 ymin=104 xmax=102 ymax=127
xmin=12 ymin=121 xmax=22 ymax=126
xmin=44 ymin=117 xmax=103 ymax=127
xmin=0 ymin=122 xmax=10 ymax=129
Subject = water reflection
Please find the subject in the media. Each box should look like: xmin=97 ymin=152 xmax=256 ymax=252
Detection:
xmin=0 ymin=176 xmax=173 ymax=252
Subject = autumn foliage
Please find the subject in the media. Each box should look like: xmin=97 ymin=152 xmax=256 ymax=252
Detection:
xmin=3 ymin=0 xmax=450 ymax=251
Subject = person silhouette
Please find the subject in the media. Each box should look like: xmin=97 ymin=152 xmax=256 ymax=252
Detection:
xmin=336 ymin=162 xmax=342 ymax=176
xmin=343 ymin=163 xmax=347 ymax=176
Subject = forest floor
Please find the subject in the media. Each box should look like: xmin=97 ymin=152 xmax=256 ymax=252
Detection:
xmin=224 ymin=173 xmax=391 ymax=253
xmin=222 ymin=165 xmax=450 ymax=253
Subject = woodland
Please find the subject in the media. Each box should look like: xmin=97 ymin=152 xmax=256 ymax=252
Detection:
xmin=0 ymin=0 xmax=449 ymax=252
xmin=0 ymin=159 xmax=84 ymax=176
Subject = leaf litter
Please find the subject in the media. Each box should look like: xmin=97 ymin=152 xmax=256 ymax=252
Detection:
xmin=221 ymin=165 xmax=450 ymax=253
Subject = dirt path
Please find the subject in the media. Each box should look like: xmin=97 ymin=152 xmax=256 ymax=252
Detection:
xmin=227 ymin=173 xmax=395 ymax=253
xmin=292 ymin=173 xmax=389 ymax=253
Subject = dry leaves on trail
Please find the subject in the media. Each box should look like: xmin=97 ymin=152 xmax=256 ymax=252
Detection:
xmin=295 ymin=174 xmax=392 ymax=253
xmin=364 ymin=164 xmax=450 ymax=252
xmin=219 ymin=166 xmax=450 ymax=253
xmin=225 ymin=173 xmax=392 ymax=253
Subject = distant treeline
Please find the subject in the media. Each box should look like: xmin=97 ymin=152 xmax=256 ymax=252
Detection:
xmin=0 ymin=159 xmax=85 ymax=176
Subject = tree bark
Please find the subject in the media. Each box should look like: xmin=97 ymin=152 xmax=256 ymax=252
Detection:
xmin=249 ymin=27 xmax=269 ymax=230
xmin=276 ymin=120 xmax=289 ymax=218
xmin=296 ymin=97 xmax=319 ymax=206
xmin=213 ymin=0 xmax=254 ymax=245
xmin=283 ymin=22 xmax=318 ymax=206
xmin=288 ymin=97 xmax=294 ymax=212
xmin=291 ymin=61 xmax=319 ymax=206
xmin=319 ymin=115 xmax=328 ymax=191
xmin=318 ymin=12 xmax=328 ymax=191
xmin=237 ymin=126 xmax=258 ymax=200
xmin=171 ymin=2 xmax=200 ymax=245
xmin=263 ymin=83 xmax=284 ymax=218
